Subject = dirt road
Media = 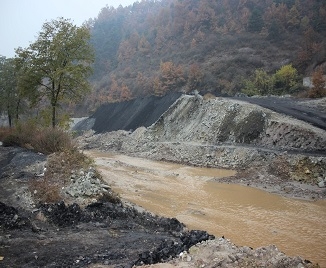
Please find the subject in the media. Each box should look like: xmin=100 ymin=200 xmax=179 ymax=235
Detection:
xmin=235 ymin=96 xmax=326 ymax=130
xmin=87 ymin=150 xmax=326 ymax=267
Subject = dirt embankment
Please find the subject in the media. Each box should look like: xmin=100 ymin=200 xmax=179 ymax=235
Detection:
xmin=78 ymin=95 xmax=326 ymax=200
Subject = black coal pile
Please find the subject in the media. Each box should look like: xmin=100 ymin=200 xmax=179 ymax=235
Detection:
xmin=0 ymin=200 xmax=213 ymax=267
xmin=0 ymin=202 xmax=30 ymax=229
xmin=134 ymin=230 xmax=215 ymax=265
xmin=89 ymin=92 xmax=182 ymax=133
xmin=39 ymin=201 xmax=186 ymax=232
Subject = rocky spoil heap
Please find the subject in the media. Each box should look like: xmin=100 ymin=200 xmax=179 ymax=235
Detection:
xmin=145 ymin=95 xmax=326 ymax=152
xmin=164 ymin=238 xmax=313 ymax=268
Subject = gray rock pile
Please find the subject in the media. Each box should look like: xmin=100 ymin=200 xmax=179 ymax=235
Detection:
xmin=166 ymin=238 xmax=313 ymax=267
xmin=65 ymin=167 xmax=111 ymax=199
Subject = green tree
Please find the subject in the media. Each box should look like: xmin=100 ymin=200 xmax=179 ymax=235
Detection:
xmin=248 ymin=8 xmax=264 ymax=32
xmin=273 ymin=64 xmax=299 ymax=94
xmin=16 ymin=18 xmax=94 ymax=128
xmin=242 ymin=69 xmax=273 ymax=96
xmin=0 ymin=56 xmax=23 ymax=127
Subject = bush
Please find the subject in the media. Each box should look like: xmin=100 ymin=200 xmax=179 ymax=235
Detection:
xmin=29 ymin=178 xmax=62 ymax=203
xmin=29 ymin=148 xmax=94 ymax=203
xmin=2 ymin=133 xmax=24 ymax=147
xmin=33 ymin=128 xmax=74 ymax=154
xmin=0 ymin=122 xmax=74 ymax=155
xmin=0 ymin=127 xmax=14 ymax=142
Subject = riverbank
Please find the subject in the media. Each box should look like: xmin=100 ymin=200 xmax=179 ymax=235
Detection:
xmin=0 ymin=146 xmax=320 ymax=267
xmin=77 ymin=129 xmax=326 ymax=201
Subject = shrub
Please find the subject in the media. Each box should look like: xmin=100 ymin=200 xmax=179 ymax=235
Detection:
xmin=2 ymin=133 xmax=24 ymax=147
xmin=29 ymin=149 xmax=94 ymax=203
xmin=0 ymin=122 xmax=74 ymax=155
xmin=0 ymin=127 xmax=14 ymax=142
xmin=33 ymin=127 xmax=74 ymax=154
xmin=242 ymin=68 xmax=274 ymax=96
xmin=308 ymin=68 xmax=326 ymax=98
xmin=29 ymin=178 xmax=62 ymax=203
xmin=273 ymin=64 xmax=299 ymax=94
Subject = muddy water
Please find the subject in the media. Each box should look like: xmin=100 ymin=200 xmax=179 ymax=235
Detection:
xmin=87 ymin=151 xmax=326 ymax=266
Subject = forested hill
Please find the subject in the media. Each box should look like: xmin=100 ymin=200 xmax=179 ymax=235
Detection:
xmin=86 ymin=0 xmax=326 ymax=109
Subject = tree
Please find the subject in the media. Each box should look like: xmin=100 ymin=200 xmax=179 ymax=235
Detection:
xmin=186 ymin=63 xmax=203 ymax=93
xmin=309 ymin=68 xmax=326 ymax=98
xmin=273 ymin=64 xmax=299 ymax=94
xmin=16 ymin=18 xmax=94 ymax=128
xmin=248 ymin=8 xmax=264 ymax=32
xmin=287 ymin=5 xmax=300 ymax=29
xmin=120 ymin=84 xmax=132 ymax=101
xmin=159 ymin=61 xmax=185 ymax=94
xmin=0 ymin=57 xmax=23 ymax=127
xmin=242 ymin=69 xmax=273 ymax=96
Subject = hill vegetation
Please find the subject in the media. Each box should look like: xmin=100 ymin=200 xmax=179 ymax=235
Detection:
xmin=85 ymin=0 xmax=326 ymax=110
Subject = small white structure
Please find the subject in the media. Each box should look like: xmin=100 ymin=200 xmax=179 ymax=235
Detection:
xmin=303 ymin=75 xmax=326 ymax=88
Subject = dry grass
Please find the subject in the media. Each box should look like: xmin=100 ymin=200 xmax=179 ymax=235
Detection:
xmin=1 ymin=123 xmax=74 ymax=154
xmin=0 ymin=127 xmax=15 ymax=141
xmin=267 ymin=156 xmax=290 ymax=181
xmin=29 ymin=178 xmax=62 ymax=203
xmin=2 ymin=123 xmax=119 ymax=205
xmin=0 ymin=123 xmax=95 ymax=203
xmin=29 ymin=149 xmax=95 ymax=203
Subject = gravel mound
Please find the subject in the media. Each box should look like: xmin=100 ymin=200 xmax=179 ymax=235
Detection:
xmin=163 ymin=238 xmax=313 ymax=268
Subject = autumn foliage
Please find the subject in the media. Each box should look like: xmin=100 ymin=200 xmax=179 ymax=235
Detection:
xmin=85 ymin=0 xmax=326 ymax=110
xmin=308 ymin=68 xmax=326 ymax=98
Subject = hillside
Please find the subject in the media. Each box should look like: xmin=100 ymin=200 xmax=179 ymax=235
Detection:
xmin=84 ymin=0 xmax=326 ymax=111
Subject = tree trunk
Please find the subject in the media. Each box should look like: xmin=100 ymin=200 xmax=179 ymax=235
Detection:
xmin=15 ymin=98 xmax=21 ymax=121
xmin=7 ymin=113 xmax=12 ymax=128
xmin=52 ymin=104 xmax=56 ymax=128
xmin=7 ymin=104 xmax=12 ymax=127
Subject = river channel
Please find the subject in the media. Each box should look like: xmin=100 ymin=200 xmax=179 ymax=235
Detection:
xmin=87 ymin=151 xmax=326 ymax=266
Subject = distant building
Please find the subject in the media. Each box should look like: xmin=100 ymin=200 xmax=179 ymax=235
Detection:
xmin=303 ymin=75 xmax=326 ymax=88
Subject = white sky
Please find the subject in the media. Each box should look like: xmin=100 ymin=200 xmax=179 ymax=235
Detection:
xmin=0 ymin=0 xmax=137 ymax=58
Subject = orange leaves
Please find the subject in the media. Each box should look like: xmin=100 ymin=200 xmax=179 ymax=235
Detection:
xmin=158 ymin=61 xmax=185 ymax=95
xmin=308 ymin=68 xmax=326 ymax=98
xmin=186 ymin=63 xmax=203 ymax=93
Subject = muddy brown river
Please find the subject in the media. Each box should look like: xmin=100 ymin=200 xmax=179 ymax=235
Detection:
xmin=87 ymin=151 xmax=326 ymax=267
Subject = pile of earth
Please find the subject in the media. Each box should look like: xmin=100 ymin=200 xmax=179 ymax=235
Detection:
xmin=0 ymin=200 xmax=213 ymax=267
xmin=143 ymin=238 xmax=315 ymax=268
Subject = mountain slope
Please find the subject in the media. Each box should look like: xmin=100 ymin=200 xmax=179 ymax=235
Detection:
xmin=85 ymin=0 xmax=326 ymax=111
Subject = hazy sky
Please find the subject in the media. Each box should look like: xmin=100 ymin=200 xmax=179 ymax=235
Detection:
xmin=0 ymin=0 xmax=137 ymax=58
